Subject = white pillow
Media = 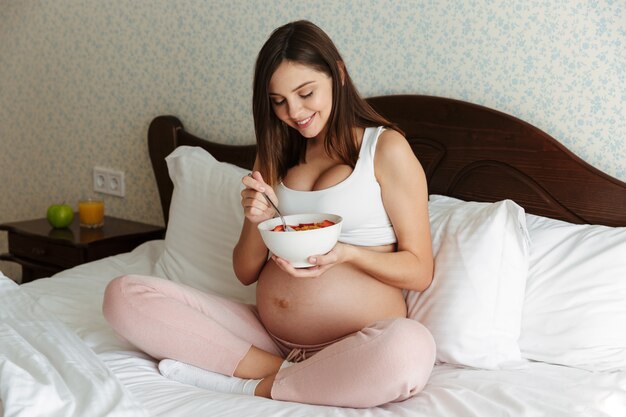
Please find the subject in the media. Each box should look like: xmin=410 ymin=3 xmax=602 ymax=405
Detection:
xmin=519 ymin=214 xmax=626 ymax=371
xmin=152 ymin=146 xmax=256 ymax=304
xmin=406 ymin=194 xmax=530 ymax=369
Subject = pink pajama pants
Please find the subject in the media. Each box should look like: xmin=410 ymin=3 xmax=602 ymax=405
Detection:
xmin=102 ymin=274 xmax=436 ymax=408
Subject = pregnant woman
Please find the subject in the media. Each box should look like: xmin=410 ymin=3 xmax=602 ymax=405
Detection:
xmin=103 ymin=20 xmax=435 ymax=408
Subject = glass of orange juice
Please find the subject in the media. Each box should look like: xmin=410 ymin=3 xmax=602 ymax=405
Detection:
xmin=78 ymin=198 xmax=105 ymax=228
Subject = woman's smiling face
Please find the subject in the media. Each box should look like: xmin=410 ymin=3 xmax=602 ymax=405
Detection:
xmin=268 ymin=60 xmax=334 ymax=140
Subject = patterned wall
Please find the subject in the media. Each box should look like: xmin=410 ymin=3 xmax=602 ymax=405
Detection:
xmin=1 ymin=0 xmax=624 ymax=279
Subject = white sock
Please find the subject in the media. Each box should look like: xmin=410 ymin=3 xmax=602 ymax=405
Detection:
xmin=158 ymin=359 xmax=261 ymax=396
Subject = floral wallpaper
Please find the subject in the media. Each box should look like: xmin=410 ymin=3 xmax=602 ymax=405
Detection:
xmin=1 ymin=0 xmax=624 ymax=280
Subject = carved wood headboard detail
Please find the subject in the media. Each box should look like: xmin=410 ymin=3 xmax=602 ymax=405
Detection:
xmin=148 ymin=95 xmax=626 ymax=227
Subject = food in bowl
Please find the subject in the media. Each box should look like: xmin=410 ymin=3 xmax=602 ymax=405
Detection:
xmin=271 ymin=219 xmax=335 ymax=232
xmin=258 ymin=213 xmax=343 ymax=268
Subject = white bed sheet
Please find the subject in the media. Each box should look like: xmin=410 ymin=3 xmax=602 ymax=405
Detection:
xmin=0 ymin=275 xmax=147 ymax=417
xmin=9 ymin=240 xmax=625 ymax=417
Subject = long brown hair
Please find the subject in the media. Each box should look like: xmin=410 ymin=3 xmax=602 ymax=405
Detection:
xmin=252 ymin=20 xmax=398 ymax=186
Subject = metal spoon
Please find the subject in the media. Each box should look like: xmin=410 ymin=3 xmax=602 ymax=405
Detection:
xmin=248 ymin=174 xmax=295 ymax=232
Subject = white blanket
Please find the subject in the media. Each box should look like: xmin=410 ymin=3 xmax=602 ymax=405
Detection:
xmin=0 ymin=274 xmax=148 ymax=417
xmin=3 ymin=241 xmax=625 ymax=417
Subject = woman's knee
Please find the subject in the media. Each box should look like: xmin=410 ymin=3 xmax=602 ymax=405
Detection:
xmin=390 ymin=318 xmax=435 ymax=357
xmin=379 ymin=318 xmax=436 ymax=394
xmin=102 ymin=274 xmax=141 ymax=326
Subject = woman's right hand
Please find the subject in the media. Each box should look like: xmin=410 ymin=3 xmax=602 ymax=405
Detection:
xmin=241 ymin=171 xmax=278 ymax=224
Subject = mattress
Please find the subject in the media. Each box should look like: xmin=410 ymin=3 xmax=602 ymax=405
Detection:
xmin=0 ymin=240 xmax=620 ymax=417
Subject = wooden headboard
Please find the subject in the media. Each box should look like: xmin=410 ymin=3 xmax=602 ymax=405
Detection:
xmin=148 ymin=95 xmax=626 ymax=227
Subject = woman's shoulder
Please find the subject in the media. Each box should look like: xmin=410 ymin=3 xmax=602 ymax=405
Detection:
xmin=375 ymin=128 xmax=412 ymax=160
xmin=373 ymin=127 xmax=424 ymax=179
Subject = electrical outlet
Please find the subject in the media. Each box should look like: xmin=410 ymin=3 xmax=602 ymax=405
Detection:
xmin=93 ymin=167 xmax=125 ymax=197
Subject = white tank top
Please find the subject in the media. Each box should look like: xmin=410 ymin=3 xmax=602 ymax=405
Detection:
xmin=276 ymin=126 xmax=396 ymax=246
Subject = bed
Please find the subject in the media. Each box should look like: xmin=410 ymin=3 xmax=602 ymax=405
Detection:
xmin=1 ymin=95 xmax=625 ymax=416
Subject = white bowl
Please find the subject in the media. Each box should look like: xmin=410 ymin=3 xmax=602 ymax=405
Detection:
xmin=258 ymin=213 xmax=343 ymax=268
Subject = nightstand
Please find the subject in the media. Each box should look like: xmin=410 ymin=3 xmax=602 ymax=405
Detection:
xmin=0 ymin=215 xmax=165 ymax=283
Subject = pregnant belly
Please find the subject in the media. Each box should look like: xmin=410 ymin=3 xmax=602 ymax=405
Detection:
xmin=256 ymin=261 xmax=407 ymax=345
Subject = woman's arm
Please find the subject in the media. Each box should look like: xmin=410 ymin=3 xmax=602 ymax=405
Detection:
xmin=270 ymin=129 xmax=434 ymax=292
xmin=358 ymin=128 xmax=434 ymax=291
xmin=232 ymin=168 xmax=276 ymax=285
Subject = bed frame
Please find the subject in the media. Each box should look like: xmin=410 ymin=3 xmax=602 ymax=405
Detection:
xmin=148 ymin=95 xmax=626 ymax=227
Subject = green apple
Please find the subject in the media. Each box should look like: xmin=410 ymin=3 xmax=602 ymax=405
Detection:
xmin=47 ymin=204 xmax=74 ymax=228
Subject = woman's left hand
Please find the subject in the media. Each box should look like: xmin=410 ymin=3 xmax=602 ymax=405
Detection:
xmin=271 ymin=243 xmax=351 ymax=278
